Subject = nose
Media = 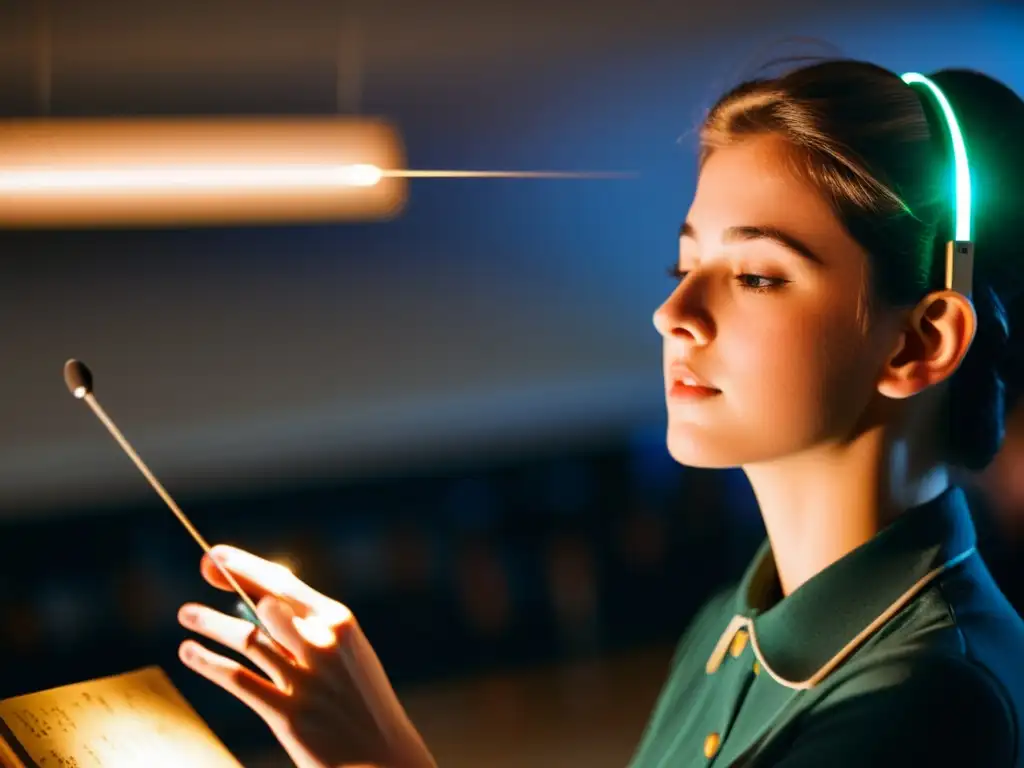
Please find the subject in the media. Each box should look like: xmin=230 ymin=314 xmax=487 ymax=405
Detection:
xmin=653 ymin=283 xmax=712 ymax=346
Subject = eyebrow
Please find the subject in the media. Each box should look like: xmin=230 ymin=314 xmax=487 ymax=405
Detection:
xmin=678 ymin=221 xmax=824 ymax=265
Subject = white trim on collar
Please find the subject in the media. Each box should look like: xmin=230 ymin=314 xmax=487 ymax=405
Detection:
xmin=705 ymin=546 xmax=977 ymax=690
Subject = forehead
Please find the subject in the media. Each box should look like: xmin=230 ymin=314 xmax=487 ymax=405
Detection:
xmin=687 ymin=136 xmax=853 ymax=250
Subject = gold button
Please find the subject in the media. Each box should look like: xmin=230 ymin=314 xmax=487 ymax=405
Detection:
xmin=730 ymin=629 xmax=748 ymax=658
xmin=753 ymin=660 xmax=761 ymax=676
xmin=704 ymin=732 xmax=721 ymax=758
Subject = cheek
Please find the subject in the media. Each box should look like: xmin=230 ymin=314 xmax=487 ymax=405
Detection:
xmin=726 ymin=302 xmax=871 ymax=435
xmin=729 ymin=307 xmax=828 ymax=402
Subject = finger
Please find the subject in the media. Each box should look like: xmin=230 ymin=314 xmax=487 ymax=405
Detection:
xmin=179 ymin=603 xmax=293 ymax=691
xmin=257 ymin=596 xmax=346 ymax=671
xmin=256 ymin=596 xmax=312 ymax=667
xmin=200 ymin=547 xmax=279 ymax=602
xmin=201 ymin=546 xmax=303 ymax=602
xmin=263 ymin=593 xmax=355 ymax=656
xmin=179 ymin=639 xmax=289 ymax=725
xmin=205 ymin=546 xmax=351 ymax=625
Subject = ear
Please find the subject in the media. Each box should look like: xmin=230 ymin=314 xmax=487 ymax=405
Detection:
xmin=877 ymin=290 xmax=978 ymax=400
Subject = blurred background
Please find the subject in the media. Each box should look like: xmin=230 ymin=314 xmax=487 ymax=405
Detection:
xmin=0 ymin=1 xmax=1022 ymax=765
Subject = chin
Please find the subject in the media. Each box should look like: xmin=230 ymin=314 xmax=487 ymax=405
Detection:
xmin=664 ymin=423 xmax=764 ymax=469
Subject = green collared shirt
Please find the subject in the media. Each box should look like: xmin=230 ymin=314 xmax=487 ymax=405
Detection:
xmin=630 ymin=486 xmax=1024 ymax=767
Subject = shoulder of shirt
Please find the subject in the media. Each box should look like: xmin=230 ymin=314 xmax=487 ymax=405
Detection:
xmin=799 ymin=555 xmax=1023 ymax=760
xmin=803 ymin=650 xmax=1018 ymax=760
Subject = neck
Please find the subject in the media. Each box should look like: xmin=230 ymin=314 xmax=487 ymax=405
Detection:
xmin=743 ymin=427 xmax=950 ymax=597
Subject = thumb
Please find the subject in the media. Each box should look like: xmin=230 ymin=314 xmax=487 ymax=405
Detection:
xmin=200 ymin=547 xmax=276 ymax=601
xmin=206 ymin=545 xmax=347 ymax=623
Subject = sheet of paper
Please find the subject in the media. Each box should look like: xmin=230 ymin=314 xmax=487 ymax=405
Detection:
xmin=0 ymin=666 xmax=243 ymax=768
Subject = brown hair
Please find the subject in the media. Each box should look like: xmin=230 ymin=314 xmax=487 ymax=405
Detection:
xmin=698 ymin=59 xmax=1024 ymax=470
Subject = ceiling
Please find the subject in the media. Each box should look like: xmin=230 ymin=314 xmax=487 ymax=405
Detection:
xmin=0 ymin=0 xmax=971 ymax=116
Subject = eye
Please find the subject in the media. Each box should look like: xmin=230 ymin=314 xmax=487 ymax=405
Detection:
xmin=736 ymin=274 xmax=790 ymax=293
xmin=666 ymin=265 xmax=688 ymax=281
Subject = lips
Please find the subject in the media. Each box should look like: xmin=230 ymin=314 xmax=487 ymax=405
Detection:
xmin=668 ymin=362 xmax=718 ymax=391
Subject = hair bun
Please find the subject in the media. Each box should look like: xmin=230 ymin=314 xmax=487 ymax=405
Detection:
xmin=947 ymin=281 xmax=1008 ymax=470
xmin=929 ymin=69 xmax=1024 ymax=457
xmin=1001 ymin=297 xmax=1024 ymax=412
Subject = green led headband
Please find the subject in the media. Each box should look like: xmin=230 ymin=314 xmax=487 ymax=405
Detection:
xmin=901 ymin=71 xmax=974 ymax=296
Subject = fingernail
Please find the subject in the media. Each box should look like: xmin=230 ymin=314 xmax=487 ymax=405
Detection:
xmin=178 ymin=606 xmax=197 ymax=625
xmin=179 ymin=642 xmax=197 ymax=662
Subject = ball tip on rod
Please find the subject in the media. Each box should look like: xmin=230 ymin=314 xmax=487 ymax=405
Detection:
xmin=64 ymin=359 xmax=94 ymax=399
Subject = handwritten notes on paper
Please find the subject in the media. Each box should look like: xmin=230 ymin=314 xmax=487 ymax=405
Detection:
xmin=0 ymin=667 xmax=243 ymax=768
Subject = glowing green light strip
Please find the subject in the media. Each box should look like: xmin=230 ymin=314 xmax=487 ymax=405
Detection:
xmin=901 ymin=72 xmax=972 ymax=242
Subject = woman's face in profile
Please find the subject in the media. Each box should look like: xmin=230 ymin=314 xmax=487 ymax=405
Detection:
xmin=654 ymin=134 xmax=896 ymax=469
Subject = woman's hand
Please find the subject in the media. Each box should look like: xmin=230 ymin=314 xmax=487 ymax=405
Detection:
xmin=177 ymin=545 xmax=437 ymax=768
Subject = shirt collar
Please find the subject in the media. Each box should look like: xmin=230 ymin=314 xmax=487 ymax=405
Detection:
xmin=707 ymin=486 xmax=978 ymax=689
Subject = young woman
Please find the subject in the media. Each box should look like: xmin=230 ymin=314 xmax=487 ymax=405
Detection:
xmin=175 ymin=58 xmax=1024 ymax=767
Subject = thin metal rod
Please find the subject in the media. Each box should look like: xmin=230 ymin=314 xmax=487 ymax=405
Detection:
xmin=383 ymin=170 xmax=638 ymax=179
xmin=82 ymin=392 xmax=287 ymax=654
